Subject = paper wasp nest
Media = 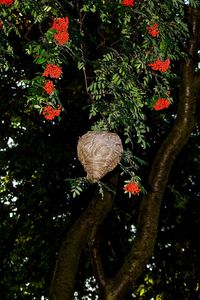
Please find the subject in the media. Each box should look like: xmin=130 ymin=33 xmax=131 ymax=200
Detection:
xmin=77 ymin=131 xmax=123 ymax=182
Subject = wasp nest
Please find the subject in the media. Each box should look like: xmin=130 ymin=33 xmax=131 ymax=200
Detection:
xmin=77 ymin=131 xmax=123 ymax=182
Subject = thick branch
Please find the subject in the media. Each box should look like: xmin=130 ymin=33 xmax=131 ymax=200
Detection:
xmin=49 ymin=175 xmax=118 ymax=300
xmin=103 ymin=6 xmax=200 ymax=300
xmin=89 ymin=237 xmax=107 ymax=297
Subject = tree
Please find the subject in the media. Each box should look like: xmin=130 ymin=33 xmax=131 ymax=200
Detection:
xmin=0 ymin=0 xmax=200 ymax=299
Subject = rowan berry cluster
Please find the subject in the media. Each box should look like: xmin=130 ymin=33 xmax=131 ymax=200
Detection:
xmin=0 ymin=0 xmax=14 ymax=5
xmin=148 ymin=58 xmax=170 ymax=73
xmin=42 ymin=105 xmax=61 ymax=120
xmin=121 ymin=0 xmax=134 ymax=6
xmin=50 ymin=17 xmax=69 ymax=46
xmin=146 ymin=23 xmax=159 ymax=37
xmin=123 ymin=181 xmax=141 ymax=195
xmin=43 ymin=81 xmax=55 ymax=95
xmin=42 ymin=64 xmax=62 ymax=79
xmin=153 ymin=98 xmax=171 ymax=111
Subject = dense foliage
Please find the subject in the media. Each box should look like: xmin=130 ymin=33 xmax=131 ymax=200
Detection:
xmin=0 ymin=0 xmax=200 ymax=299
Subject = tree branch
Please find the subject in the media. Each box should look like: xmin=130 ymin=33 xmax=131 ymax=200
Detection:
xmin=89 ymin=237 xmax=107 ymax=297
xmin=102 ymin=6 xmax=200 ymax=300
xmin=49 ymin=175 xmax=118 ymax=300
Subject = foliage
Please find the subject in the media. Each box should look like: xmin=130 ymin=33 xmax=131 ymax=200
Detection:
xmin=0 ymin=0 xmax=200 ymax=299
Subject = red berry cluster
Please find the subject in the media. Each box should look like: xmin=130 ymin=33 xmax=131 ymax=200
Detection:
xmin=123 ymin=181 xmax=141 ymax=195
xmin=121 ymin=0 xmax=134 ymax=7
xmin=51 ymin=17 xmax=69 ymax=32
xmin=0 ymin=0 xmax=14 ymax=5
xmin=148 ymin=58 xmax=170 ymax=73
xmin=43 ymin=80 xmax=55 ymax=95
xmin=146 ymin=23 xmax=159 ymax=37
xmin=42 ymin=105 xmax=61 ymax=120
xmin=153 ymin=98 xmax=170 ymax=111
xmin=42 ymin=64 xmax=62 ymax=79
xmin=50 ymin=17 xmax=69 ymax=46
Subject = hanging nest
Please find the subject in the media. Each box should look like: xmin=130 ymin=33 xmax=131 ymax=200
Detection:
xmin=77 ymin=131 xmax=123 ymax=183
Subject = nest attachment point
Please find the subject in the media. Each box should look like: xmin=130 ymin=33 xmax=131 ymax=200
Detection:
xmin=77 ymin=131 xmax=123 ymax=183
